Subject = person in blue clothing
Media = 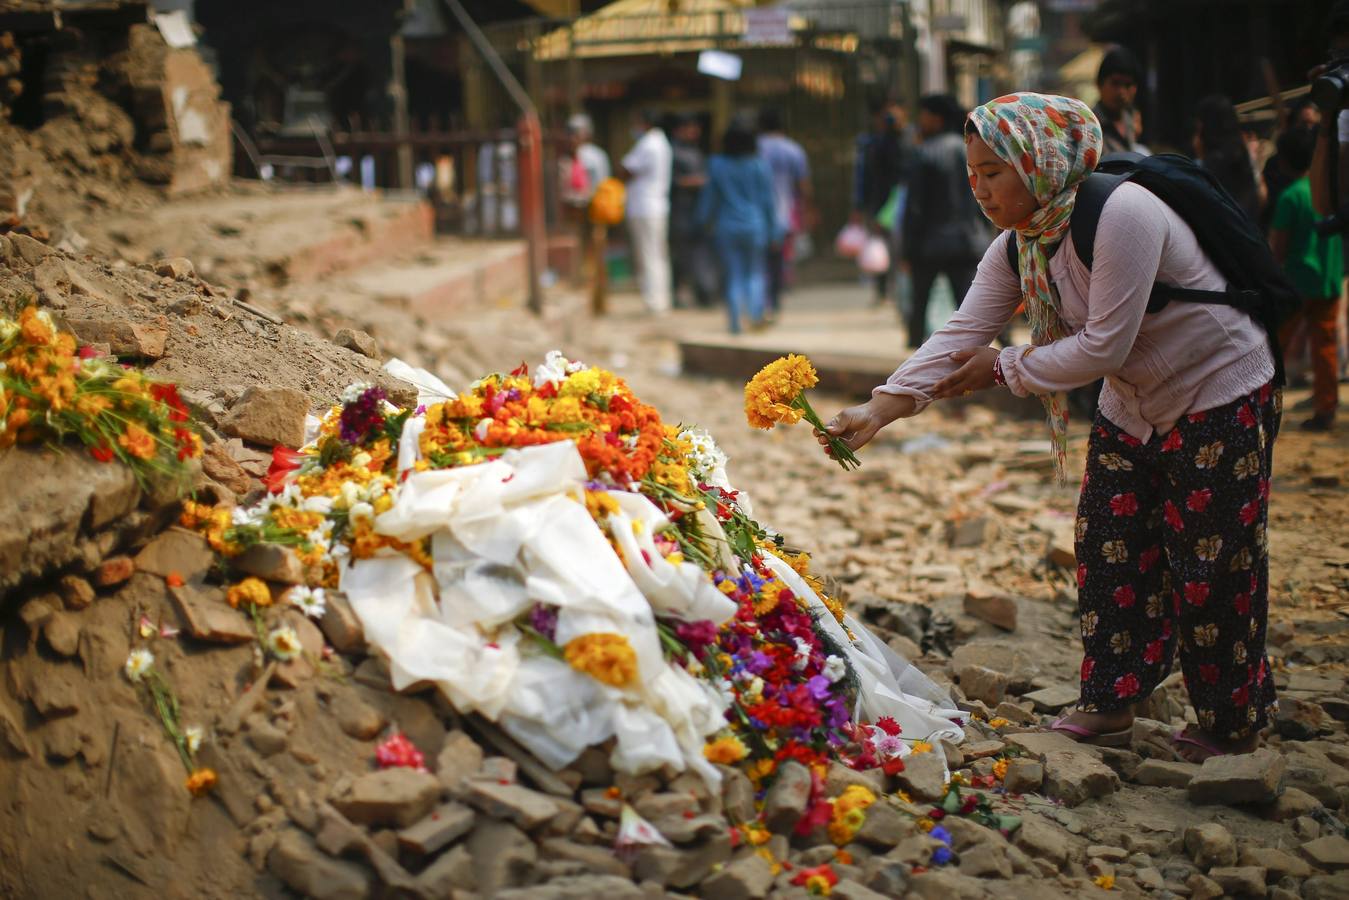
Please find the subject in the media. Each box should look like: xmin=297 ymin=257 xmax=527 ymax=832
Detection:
xmin=697 ymin=117 xmax=781 ymax=334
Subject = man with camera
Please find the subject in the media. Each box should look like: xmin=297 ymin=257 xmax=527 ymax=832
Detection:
xmin=1304 ymin=0 xmax=1349 ymax=428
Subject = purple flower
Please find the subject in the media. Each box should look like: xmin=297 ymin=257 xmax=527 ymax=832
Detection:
xmin=931 ymin=826 xmax=952 ymax=846
xmin=806 ymin=675 xmax=832 ymax=701
xmin=339 ymin=386 xmax=387 ymax=444
xmin=746 ymin=651 xmax=773 ymax=674
xmin=825 ymin=698 xmax=851 ymax=729
xmin=931 ymin=846 xmax=953 ymax=866
xmin=528 ymin=604 xmax=558 ymax=641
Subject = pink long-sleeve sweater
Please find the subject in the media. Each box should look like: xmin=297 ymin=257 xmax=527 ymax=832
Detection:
xmin=875 ymin=182 xmax=1275 ymax=441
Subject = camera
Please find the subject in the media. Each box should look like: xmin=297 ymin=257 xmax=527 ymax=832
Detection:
xmin=1312 ymin=55 xmax=1349 ymax=111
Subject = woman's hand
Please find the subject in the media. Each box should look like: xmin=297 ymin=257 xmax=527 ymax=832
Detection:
xmin=815 ymin=393 xmax=916 ymax=454
xmin=931 ymin=347 xmax=1000 ymax=399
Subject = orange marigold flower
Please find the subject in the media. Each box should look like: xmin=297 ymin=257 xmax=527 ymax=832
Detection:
xmin=227 ymin=577 xmax=271 ymax=609
xmin=185 ymin=767 xmax=218 ymax=796
xmin=117 ymin=423 xmax=157 ymax=460
xmin=165 ymin=572 xmax=185 ymax=588
xmin=564 ymin=632 xmax=638 ymax=687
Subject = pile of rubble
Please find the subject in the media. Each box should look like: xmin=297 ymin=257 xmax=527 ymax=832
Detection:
xmin=0 ymin=1 xmax=231 ymax=243
xmin=2 ymin=224 xmax=1349 ymax=900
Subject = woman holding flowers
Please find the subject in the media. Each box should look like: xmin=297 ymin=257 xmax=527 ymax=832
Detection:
xmin=821 ymin=93 xmax=1279 ymax=761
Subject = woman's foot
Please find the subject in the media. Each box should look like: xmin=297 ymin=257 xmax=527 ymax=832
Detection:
xmin=1048 ymin=708 xmax=1134 ymax=746
xmin=1172 ymin=726 xmax=1260 ymax=763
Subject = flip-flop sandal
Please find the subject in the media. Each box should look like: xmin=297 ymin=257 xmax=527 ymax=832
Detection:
xmin=1048 ymin=717 xmax=1132 ymax=748
xmin=1171 ymin=730 xmax=1230 ymax=761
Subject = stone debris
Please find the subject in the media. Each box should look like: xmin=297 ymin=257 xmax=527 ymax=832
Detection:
xmin=220 ymin=386 xmax=310 ymax=449
xmin=1187 ymin=747 xmax=1286 ymax=805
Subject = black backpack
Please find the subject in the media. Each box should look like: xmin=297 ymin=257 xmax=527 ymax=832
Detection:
xmin=1003 ymin=152 xmax=1301 ymax=386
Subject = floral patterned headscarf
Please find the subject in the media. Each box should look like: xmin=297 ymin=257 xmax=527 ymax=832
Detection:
xmin=967 ymin=93 xmax=1103 ymax=482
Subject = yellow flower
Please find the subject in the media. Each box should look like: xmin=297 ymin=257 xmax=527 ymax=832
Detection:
xmin=987 ymin=717 xmax=1010 ymax=729
xmin=833 ymin=785 xmax=876 ymax=814
xmin=227 ymin=577 xmax=271 ymax=609
xmin=741 ymin=822 xmax=771 ymax=846
xmin=828 ymin=806 xmax=868 ymax=846
xmin=916 ymin=817 xmax=934 ymax=832
xmin=117 ymin=422 xmax=157 ymax=460
xmin=992 ymin=759 xmax=1009 ymax=781
xmin=585 ymin=489 xmax=620 ymax=519
xmin=185 ymin=767 xmax=218 ymax=797
xmin=744 ymin=354 xmax=818 ymax=430
xmin=1093 ymin=874 xmax=1115 ymax=890
xmin=910 ymin=740 xmax=933 ymax=754
xmin=703 ymin=735 xmax=748 ymax=765
xmin=564 ymin=633 xmax=638 ymax=687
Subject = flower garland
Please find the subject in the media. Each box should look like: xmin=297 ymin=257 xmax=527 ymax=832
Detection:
xmin=0 ymin=305 xmax=202 ymax=486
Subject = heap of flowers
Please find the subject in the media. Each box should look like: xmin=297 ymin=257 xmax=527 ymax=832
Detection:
xmin=181 ymin=351 xmax=962 ymax=847
xmin=0 ymin=304 xmax=202 ymax=485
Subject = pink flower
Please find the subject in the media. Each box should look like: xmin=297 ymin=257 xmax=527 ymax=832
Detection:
xmin=1183 ymin=582 xmax=1210 ymax=607
xmin=1238 ymin=500 xmax=1260 ymax=526
xmin=1110 ymin=493 xmax=1139 ymax=517
xmin=1185 ymin=488 xmax=1213 ymax=513
xmin=1113 ymin=673 xmax=1140 ymax=698
xmin=1138 ymin=545 xmax=1162 ymax=573
xmin=375 ymin=732 xmax=427 ymax=772
xmin=1143 ymin=639 xmax=1164 ymax=665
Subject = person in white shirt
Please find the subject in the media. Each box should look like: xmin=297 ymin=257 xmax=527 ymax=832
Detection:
xmin=621 ymin=110 xmax=673 ymax=314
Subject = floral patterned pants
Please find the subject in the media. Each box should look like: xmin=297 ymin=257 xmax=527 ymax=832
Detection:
xmin=1075 ymin=383 xmax=1280 ymax=740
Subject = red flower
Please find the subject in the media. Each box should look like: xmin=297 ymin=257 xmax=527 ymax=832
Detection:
xmin=1077 ymin=564 xmax=1087 ymax=589
xmin=1113 ymin=673 xmax=1141 ymax=698
xmin=1257 ymin=477 xmax=1270 ymax=500
xmin=1238 ymin=500 xmax=1261 ymax=526
xmin=1187 ymin=411 xmax=1207 ymax=424
xmin=1237 ymin=404 xmax=1257 ymax=428
xmin=1110 ymin=492 xmax=1139 ymax=517
xmin=1198 ymin=664 xmax=1220 ymax=685
xmin=1233 ymin=593 xmax=1250 ymax=615
xmin=1163 ymin=500 xmax=1185 ymax=532
xmin=375 ymin=732 xmax=426 ymax=771
xmin=1183 ymin=582 xmax=1210 ymax=607
xmin=882 ymin=756 xmax=906 ymax=776
xmin=1117 ymin=432 xmax=1142 ymax=447
xmin=265 ymin=446 xmax=306 ymax=494
xmin=1161 ymin=430 xmax=1183 ymax=452
xmin=794 ymin=799 xmax=834 ymax=837
xmin=1139 ymin=545 xmax=1162 ymax=573
xmin=1160 ymin=618 xmax=1173 ymax=640
xmin=1185 ymin=489 xmax=1213 ymax=513
xmin=1143 ymin=639 xmax=1164 ymax=665
xmin=1231 ymin=684 xmax=1249 ymax=706
xmin=1113 ymin=585 xmax=1136 ymax=608
xmin=1081 ymin=657 xmax=1096 ymax=682
xmin=1083 ymin=147 xmax=1098 ymax=169
xmin=875 ymin=716 xmax=902 ymax=736
xmin=89 ymin=444 xmax=115 ymax=462
xmin=1259 ymin=383 xmax=1271 ymax=404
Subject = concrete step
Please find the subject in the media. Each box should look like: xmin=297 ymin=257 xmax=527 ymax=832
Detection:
xmin=87 ymin=184 xmax=434 ymax=286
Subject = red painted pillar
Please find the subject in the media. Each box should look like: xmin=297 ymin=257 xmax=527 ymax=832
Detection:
xmin=516 ymin=112 xmax=547 ymax=315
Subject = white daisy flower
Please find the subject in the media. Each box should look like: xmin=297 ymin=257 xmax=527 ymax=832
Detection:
xmin=791 ymin=637 xmax=812 ymax=671
xmin=348 ymin=501 xmax=374 ymax=523
xmin=340 ymin=382 xmax=373 ymax=404
xmin=302 ymin=494 xmax=334 ymax=515
xmin=124 ymin=648 xmax=154 ymax=683
xmin=184 ymin=725 xmax=204 ymax=756
xmin=351 ymin=451 xmax=372 ymax=469
xmin=338 ymin=481 xmax=361 ymax=508
xmin=288 ymin=585 xmax=327 ymax=619
xmin=266 ymin=626 xmax=303 ymax=661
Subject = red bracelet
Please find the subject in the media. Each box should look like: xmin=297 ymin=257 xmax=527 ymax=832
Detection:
xmin=993 ymin=354 xmax=1006 ymax=387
